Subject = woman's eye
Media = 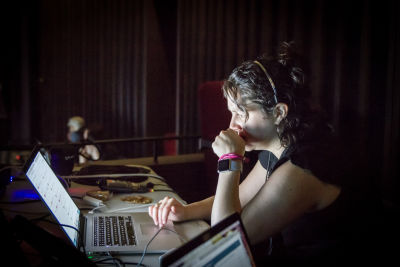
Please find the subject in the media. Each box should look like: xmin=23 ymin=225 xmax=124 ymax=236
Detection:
xmin=231 ymin=110 xmax=245 ymax=119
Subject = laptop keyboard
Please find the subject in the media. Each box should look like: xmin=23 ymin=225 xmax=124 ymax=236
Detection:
xmin=93 ymin=215 xmax=136 ymax=247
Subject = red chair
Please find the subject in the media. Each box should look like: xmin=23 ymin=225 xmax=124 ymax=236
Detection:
xmin=198 ymin=81 xmax=230 ymax=144
xmin=198 ymin=81 xmax=231 ymax=196
xmin=163 ymin=132 xmax=178 ymax=156
xmin=164 ymin=81 xmax=229 ymax=157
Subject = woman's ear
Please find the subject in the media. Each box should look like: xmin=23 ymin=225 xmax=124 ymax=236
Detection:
xmin=273 ymin=103 xmax=288 ymax=125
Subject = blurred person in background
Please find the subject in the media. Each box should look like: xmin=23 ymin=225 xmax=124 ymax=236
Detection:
xmin=67 ymin=116 xmax=100 ymax=164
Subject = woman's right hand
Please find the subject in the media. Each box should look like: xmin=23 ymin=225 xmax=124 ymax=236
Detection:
xmin=212 ymin=128 xmax=245 ymax=158
xmin=148 ymin=196 xmax=186 ymax=227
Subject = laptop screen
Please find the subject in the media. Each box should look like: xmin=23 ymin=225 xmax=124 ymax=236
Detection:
xmin=24 ymin=149 xmax=81 ymax=247
xmin=160 ymin=212 xmax=256 ymax=267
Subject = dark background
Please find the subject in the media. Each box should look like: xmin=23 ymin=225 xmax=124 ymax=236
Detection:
xmin=0 ymin=0 xmax=399 ymax=206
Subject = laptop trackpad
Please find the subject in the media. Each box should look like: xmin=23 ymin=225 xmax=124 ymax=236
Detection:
xmin=140 ymin=223 xmax=174 ymax=236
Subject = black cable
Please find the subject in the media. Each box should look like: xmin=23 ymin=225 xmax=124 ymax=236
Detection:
xmin=79 ymin=151 xmax=92 ymax=160
xmin=34 ymin=218 xmax=86 ymax=255
xmin=122 ymin=262 xmax=148 ymax=266
xmin=104 ymin=252 xmax=149 ymax=267
xmin=153 ymin=189 xmax=175 ymax=193
xmin=0 ymin=194 xmax=82 ymax=205
xmin=151 ymin=183 xmax=168 ymax=186
xmin=80 ymin=207 xmax=95 ymax=211
xmin=96 ymin=260 xmax=147 ymax=267
xmin=0 ymin=165 xmax=22 ymax=174
xmin=95 ymin=260 xmax=148 ymax=267
xmin=93 ymin=256 xmax=124 ymax=267
xmin=107 ymin=252 xmax=125 ymax=267
xmin=57 ymin=175 xmax=70 ymax=189
xmin=0 ymin=199 xmax=41 ymax=204
xmin=0 ymin=207 xmax=50 ymax=215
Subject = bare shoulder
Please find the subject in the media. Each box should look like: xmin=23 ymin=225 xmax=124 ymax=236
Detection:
xmin=267 ymin=160 xmax=341 ymax=212
xmin=241 ymin=159 xmax=341 ymax=244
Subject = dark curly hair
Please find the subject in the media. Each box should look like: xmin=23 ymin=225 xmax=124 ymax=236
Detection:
xmin=222 ymin=41 xmax=325 ymax=147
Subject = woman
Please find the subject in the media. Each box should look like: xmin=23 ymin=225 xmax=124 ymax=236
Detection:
xmin=149 ymin=42 xmax=354 ymax=264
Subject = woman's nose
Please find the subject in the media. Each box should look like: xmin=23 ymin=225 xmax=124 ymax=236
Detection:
xmin=229 ymin=114 xmax=242 ymax=131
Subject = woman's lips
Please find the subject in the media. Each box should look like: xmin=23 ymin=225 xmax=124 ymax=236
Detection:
xmin=237 ymin=130 xmax=248 ymax=141
xmin=231 ymin=129 xmax=248 ymax=142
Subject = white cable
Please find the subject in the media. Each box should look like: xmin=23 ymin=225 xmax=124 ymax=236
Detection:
xmin=103 ymin=203 xmax=154 ymax=213
xmin=136 ymin=226 xmax=187 ymax=267
xmin=88 ymin=204 xmax=106 ymax=214
xmin=61 ymin=173 xmax=166 ymax=181
xmin=136 ymin=227 xmax=163 ymax=267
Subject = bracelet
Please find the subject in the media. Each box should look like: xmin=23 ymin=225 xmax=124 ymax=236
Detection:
xmin=219 ymin=153 xmax=244 ymax=161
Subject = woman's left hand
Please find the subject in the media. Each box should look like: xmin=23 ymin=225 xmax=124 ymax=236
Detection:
xmin=212 ymin=128 xmax=245 ymax=157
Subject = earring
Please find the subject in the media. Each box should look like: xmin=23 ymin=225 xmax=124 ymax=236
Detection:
xmin=274 ymin=115 xmax=282 ymax=125
xmin=276 ymin=124 xmax=282 ymax=135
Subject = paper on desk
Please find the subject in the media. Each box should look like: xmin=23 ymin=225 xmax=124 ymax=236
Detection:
xmin=96 ymin=191 xmax=186 ymax=213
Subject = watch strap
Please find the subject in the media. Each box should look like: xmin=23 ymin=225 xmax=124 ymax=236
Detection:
xmin=217 ymin=159 xmax=243 ymax=173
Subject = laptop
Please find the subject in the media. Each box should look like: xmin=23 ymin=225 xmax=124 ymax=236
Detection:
xmin=23 ymin=147 xmax=184 ymax=254
xmin=160 ymin=212 xmax=256 ymax=267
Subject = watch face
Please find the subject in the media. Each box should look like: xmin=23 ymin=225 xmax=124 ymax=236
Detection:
xmin=218 ymin=159 xmax=230 ymax=172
